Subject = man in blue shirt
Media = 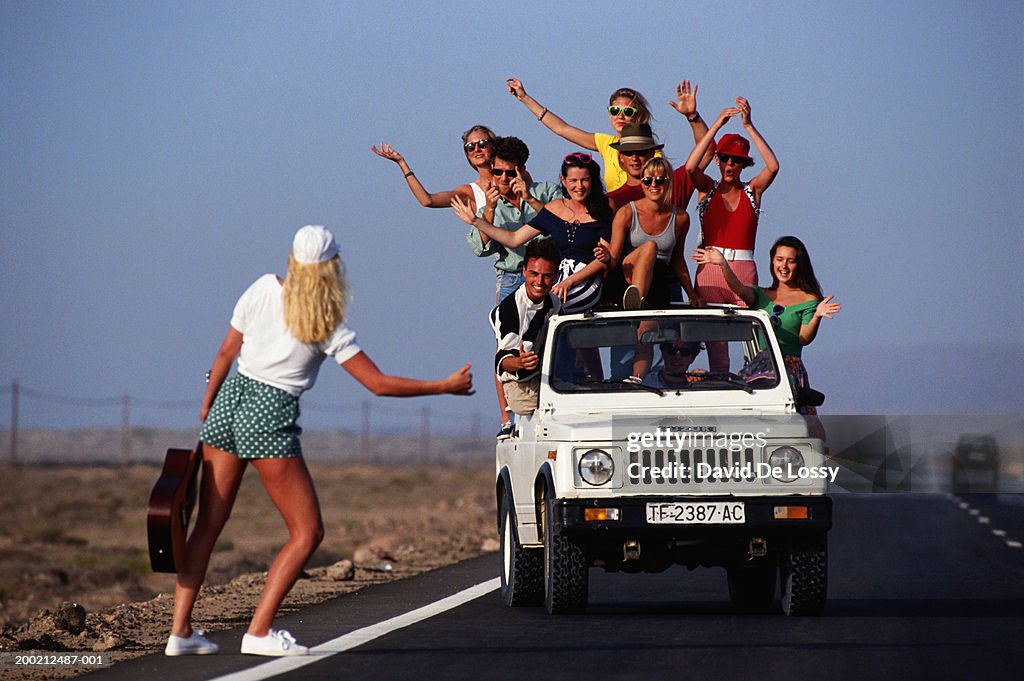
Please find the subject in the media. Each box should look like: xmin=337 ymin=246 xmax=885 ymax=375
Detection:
xmin=465 ymin=136 xmax=562 ymax=439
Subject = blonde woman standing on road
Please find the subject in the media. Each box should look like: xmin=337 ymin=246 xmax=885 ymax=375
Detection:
xmin=166 ymin=226 xmax=473 ymax=658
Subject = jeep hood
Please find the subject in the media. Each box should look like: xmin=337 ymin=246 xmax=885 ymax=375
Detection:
xmin=535 ymin=412 xmax=813 ymax=442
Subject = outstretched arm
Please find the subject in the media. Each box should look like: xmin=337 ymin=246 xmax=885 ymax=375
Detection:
xmin=668 ymin=80 xmax=714 ymax=171
xmin=685 ymin=106 xmax=740 ymax=194
xmin=200 ymin=327 xmax=243 ymax=421
xmin=452 ymin=195 xmax=541 ymax=249
xmin=735 ymin=98 xmax=779 ymax=201
xmin=372 ymin=142 xmax=462 ymax=209
xmin=799 ymin=295 xmax=841 ymax=346
xmin=691 ymin=247 xmax=757 ymax=306
xmin=506 ymin=77 xmax=598 ymax=151
xmin=343 ymin=352 xmax=474 ymax=396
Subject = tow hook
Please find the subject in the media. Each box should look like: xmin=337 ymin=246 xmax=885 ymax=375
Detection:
xmin=623 ymin=539 xmax=641 ymax=561
xmin=748 ymin=537 xmax=768 ymax=559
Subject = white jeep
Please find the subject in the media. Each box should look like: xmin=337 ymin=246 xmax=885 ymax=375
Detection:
xmin=495 ymin=306 xmax=832 ymax=616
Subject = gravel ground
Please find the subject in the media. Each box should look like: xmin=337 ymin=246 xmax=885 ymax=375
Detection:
xmin=0 ymin=461 xmax=497 ymax=680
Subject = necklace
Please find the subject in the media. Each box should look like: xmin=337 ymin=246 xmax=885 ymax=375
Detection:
xmin=563 ymin=199 xmax=587 ymax=242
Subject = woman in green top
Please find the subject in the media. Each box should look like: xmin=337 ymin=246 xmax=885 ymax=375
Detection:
xmin=692 ymin=236 xmax=840 ymax=414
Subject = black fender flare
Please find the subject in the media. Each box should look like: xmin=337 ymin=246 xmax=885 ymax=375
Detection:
xmin=534 ymin=462 xmax=556 ymax=530
xmin=496 ymin=467 xmax=517 ymax=540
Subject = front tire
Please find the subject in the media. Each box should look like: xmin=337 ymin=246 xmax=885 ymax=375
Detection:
xmin=780 ymin=533 xmax=828 ymax=616
xmin=499 ymin=492 xmax=543 ymax=607
xmin=541 ymin=489 xmax=588 ymax=614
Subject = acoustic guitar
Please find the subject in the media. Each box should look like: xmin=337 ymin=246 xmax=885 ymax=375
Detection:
xmin=147 ymin=444 xmax=202 ymax=573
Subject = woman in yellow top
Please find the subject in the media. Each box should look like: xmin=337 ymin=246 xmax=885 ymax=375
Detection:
xmin=507 ymin=77 xmax=669 ymax=192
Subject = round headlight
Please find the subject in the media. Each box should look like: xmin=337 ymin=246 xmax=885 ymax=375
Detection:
xmin=768 ymin=446 xmax=804 ymax=483
xmin=578 ymin=449 xmax=614 ymax=486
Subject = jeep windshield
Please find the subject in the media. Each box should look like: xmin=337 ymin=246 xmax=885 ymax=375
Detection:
xmin=549 ymin=315 xmax=781 ymax=394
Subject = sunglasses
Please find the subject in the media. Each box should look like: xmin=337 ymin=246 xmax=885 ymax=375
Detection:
xmin=608 ymin=105 xmax=638 ymax=118
xmin=621 ymin=149 xmax=654 ymax=158
xmin=464 ymin=139 xmax=491 ymax=152
xmin=661 ymin=345 xmax=698 ymax=357
xmin=718 ymin=153 xmax=747 ymax=166
xmin=641 ymin=176 xmax=669 ymax=187
xmin=490 ymin=168 xmax=518 ymax=178
xmin=563 ymin=152 xmax=593 ymax=165
xmin=769 ymin=304 xmax=784 ymax=328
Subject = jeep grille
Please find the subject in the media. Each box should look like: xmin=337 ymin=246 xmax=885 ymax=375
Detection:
xmin=627 ymin=448 xmax=758 ymax=485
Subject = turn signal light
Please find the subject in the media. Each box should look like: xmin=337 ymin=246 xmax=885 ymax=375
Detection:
xmin=584 ymin=508 xmax=621 ymax=521
xmin=773 ymin=505 xmax=809 ymax=519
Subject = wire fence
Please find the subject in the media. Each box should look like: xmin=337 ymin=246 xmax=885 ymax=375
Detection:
xmin=0 ymin=380 xmax=491 ymax=465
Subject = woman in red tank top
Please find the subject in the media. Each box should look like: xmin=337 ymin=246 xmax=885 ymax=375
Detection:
xmin=684 ymin=97 xmax=779 ymax=371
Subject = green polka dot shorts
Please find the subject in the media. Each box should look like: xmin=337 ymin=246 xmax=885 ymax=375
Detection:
xmin=200 ymin=374 xmax=303 ymax=459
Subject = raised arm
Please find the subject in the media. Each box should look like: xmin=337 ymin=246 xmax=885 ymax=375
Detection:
xmin=506 ymin=77 xmax=598 ymax=151
xmin=342 ymin=352 xmax=474 ymax=396
xmin=735 ymin=97 xmax=779 ymax=201
xmin=685 ymin=107 xmax=740 ymax=194
xmin=372 ymin=142 xmax=464 ymax=209
xmin=691 ymin=247 xmax=757 ymax=307
xmin=451 ymin=195 xmax=541 ymax=249
xmin=799 ymin=295 xmax=841 ymax=346
xmin=668 ymin=80 xmax=714 ymax=171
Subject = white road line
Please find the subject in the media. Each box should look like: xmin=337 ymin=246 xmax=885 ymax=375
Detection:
xmin=978 ymin=516 xmax=990 ymax=524
xmin=208 ymin=577 xmax=500 ymax=681
xmin=1007 ymin=541 xmax=1023 ymax=549
xmin=992 ymin=529 xmax=1007 ymax=537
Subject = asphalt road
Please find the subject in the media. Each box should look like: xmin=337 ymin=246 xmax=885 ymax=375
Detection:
xmin=89 ymin=494 xmax=1023 ymax=681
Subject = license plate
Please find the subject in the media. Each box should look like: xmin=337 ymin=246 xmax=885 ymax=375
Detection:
xmin=646 ymin=502 xmax=745 ymax=524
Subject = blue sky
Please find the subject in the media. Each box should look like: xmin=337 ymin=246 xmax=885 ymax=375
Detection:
xmin=2 ymin=0 xmax=1022 ymax=431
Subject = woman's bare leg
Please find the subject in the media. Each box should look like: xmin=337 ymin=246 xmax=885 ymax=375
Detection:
xmin=246 ymin=456 xmax=324 ymax=636
xmin=631 ymin=320 xmax=657 ymax=378
xmin=622 ymin=241 xmax=658 ymax=301
xmin=171 ymin=446 xmax=247 ymax=637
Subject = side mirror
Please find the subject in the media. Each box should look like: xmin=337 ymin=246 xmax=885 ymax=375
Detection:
xmin=797 ymin=387 xmax=825 ymax=408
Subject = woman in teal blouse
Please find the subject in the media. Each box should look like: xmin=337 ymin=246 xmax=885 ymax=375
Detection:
xmin=692 ymin=236 xmax=840 ymax=414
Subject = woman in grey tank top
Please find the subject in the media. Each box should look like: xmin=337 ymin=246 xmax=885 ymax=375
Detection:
xmin=601 ymin=157 xmax=700 ymax=381
xmin=605 ymin=157 xmax=699 ymax=310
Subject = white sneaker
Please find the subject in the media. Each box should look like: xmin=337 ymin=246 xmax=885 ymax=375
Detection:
xmin=241 ymin=628 xmax=309 ymax=656
xmin=623 ymin=285 xmax=642 ymax=310
xmin=165 ymin=628 xmax=219 ymax=656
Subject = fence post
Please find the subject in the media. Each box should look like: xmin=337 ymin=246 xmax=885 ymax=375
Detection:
xmin=361 ymin=399 xmax=371 ymax=460
xmin=121 ymin=393 xmax=131 ymax=464
xmin=9 ymin=380 xmax=18 ymax=465
xmin=419 ymin=405 xmax=430 ymax=464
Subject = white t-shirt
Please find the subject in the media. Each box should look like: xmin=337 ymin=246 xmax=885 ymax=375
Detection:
xmin=231 ymin=274 xmax=361 ymax=396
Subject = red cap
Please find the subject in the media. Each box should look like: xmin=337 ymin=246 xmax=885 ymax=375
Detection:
xmin=716 ymin=133 xmax=753 ymax=166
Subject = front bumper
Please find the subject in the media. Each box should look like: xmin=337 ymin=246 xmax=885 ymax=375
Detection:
xmin=552 ymin=495 xmax=832 ymax=536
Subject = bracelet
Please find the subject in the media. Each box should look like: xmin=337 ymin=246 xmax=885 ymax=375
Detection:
xmin=403 ymin=170 xmax=415 ymax=178
xmin=537 ymin=107 xmax=548 ymax=122
xmin=686 ymin=112 xmax=701 ymax=123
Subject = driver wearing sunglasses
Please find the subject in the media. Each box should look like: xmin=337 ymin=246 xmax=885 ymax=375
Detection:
xmin=642 ymin=341 xmax=706 ymax=389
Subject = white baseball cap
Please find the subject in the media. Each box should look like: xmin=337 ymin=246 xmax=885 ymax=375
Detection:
xmin=292 ymin=225 xmax=339 ymax=264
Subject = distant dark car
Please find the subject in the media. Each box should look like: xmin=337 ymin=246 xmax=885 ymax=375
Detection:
xmin=951 ymin=434 xmax=999 ymax=493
